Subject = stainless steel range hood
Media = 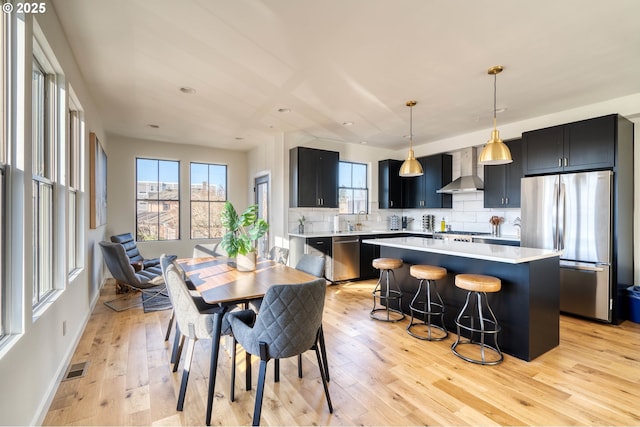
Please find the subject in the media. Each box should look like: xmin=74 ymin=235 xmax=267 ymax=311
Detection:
xmin=437 ymin=147 xmax=484 ymax=193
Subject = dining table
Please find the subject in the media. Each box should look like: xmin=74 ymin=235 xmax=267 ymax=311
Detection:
xmin=176 ymin=256 xmax=320 ymax=426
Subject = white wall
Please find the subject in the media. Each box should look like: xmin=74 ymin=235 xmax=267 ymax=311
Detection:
xmin=0 ymin=2 xmax=108 ymax=425
xmin=106 ymin=134 xmax=248 ymax=258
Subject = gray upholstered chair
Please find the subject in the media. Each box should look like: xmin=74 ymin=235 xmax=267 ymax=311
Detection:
xmin=295 ymin=253 xmax=325 ymax=277
xmin=228 ymin=278 xmax=333 ymax=426
xmin=269 ymin=246 xmax=289 ymax=265
xmin=99 ymin=241 xmax=166 ymax=311
xmin=161 ymin=256 xmax=255 ymax=416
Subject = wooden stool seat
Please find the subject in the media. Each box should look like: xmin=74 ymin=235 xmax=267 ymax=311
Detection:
xmin=372 ymin=258 xmax=403 ymax=270
xmin=455 ymin=274 xmax=501 ymax=293
xmin=410 ymin=265 xmax=447 ymax=281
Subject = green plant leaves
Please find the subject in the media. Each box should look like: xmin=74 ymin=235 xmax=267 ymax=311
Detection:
xmin=220 ymin=202 xmax=269 ymax=257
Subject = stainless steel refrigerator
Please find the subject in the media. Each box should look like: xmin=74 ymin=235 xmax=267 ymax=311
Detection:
xmin=521 ymin=171 xmax=612 ymax=321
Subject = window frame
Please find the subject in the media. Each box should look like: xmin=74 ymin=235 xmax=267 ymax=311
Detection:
xmin=67 ymin=99 xmax=83 ymax=276
xmin=338 ymin=160 xmax=368 ymax=215
xmin=31 ymin=41 xmax=58 ymax=308
xmin=189 ymin=162 xmax=227 ymax=239
xmin=135 ymin=157 xmax=180 ymax=241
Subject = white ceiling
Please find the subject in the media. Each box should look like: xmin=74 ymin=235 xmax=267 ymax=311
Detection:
xmin=51 ymin=0 xmax=640 ymax=152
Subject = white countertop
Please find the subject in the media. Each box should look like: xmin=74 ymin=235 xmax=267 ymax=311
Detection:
xmin=289 ymin=230 xmax=520 ymax=242
xmin=362 ymin=236 xmax=560 ymax=264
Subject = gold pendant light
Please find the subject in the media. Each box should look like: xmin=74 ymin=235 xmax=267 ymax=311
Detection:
xmin=479 ymin=65 xmax=513 ymax=165
xmin=399 ymin=100 xmax=424 ymax=177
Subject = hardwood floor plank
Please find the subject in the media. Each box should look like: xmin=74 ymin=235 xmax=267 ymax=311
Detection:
xmin=43 ymin=279 xmax=640 ymax=426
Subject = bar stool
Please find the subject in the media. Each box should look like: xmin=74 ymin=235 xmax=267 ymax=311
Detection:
xmin=370 ymin=258 xmax=405 ymax=322
xmin=407 ymin=265 xmax=448 ymax=341
xmin=451 ymin=274 xmax=503 ymax=365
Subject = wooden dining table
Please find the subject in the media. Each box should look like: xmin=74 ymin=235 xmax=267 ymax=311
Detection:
xmin=176 ymin=256 xmax=319 ymax=426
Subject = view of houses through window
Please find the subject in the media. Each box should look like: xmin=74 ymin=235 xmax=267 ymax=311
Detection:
xmin=136 ymin=158 xmax=180 ymax=241
xmin=339 ymin=161 xmax=368 ymax=214
xmin=190 ymin=162 xmax=227 ymax=239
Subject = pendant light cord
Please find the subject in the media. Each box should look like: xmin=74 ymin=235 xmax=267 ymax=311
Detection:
xmin=493 ymin=71 xmax=497 ymax=130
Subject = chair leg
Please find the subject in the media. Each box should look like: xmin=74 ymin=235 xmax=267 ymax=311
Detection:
xmin=165 ymin=310 xmax=175 ymax=341
xmin=253 ymin=342 xmax=269 ymax=426
xmin=314 ymin=344 xmax=333 ymax=413
xmin=173 ymin=334 xmax=186 ymax=373
xmin=177 ymin=338 xmax=196 ymax=411
xmin=206 ymin=312 xmax=224 ymax=426
xmin=318 ymin=325 xmax=330 ymax=382
xmin=297 ymin=354 xmax=303 ymax=378
xmin=230 ymin=337 xmax=237 ymax=402
xmin=274 ymin=358 xmax=280 ymax=383
xmin=170 ymin=324 xmax=182 ymax=366
xmin=245 ymin=350 xmax=252 ymax=391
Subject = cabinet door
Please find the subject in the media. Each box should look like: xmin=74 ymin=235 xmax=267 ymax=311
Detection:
xmin=564 ymin=114 xmax=616 ymax=171
xmin=423 ymin=154 xmax=452 ymax=208
xmin=483 ymin=163 xmax=506 ymax=208
xmin=401 ymin=171 xmax=424 ymax=208
xmin=378 ymin=159 xmax=403 ymax=209
xmin=297 ymin=148 xmax=320 ymax=207
xmin=522 ymin=125 xmax=564 ymax=175
xmin=504 ymin=139 xmax=522 ymax=207
xmin=318 ymin=150 xmax=339 ymax=207
xmin=359 ymin=237 xmax=380 ymax=280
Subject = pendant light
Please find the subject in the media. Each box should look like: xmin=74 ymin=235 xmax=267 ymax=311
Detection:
xmin=479 ymin=65 xmax=513 ymax=165
xmin=399 ymin=100 xmax=424 ymax=177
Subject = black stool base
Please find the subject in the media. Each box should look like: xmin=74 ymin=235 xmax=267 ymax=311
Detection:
xmin=451 ymin=291 xmax=503 ymax=365
xmin=371 ymin=268 xmax=405 ymax=322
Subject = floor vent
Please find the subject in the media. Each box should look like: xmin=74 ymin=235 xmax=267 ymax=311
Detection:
xmin=63 ymin=361 xmax=89 ymax=381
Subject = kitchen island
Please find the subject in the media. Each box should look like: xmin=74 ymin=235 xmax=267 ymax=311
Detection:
xmin=363 ymin=236 xmax=562 ymax=361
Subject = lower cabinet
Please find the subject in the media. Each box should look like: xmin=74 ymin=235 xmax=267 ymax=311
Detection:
xmin=305 ymin=237 xmax=332 ymax=279
xmin=360 ymin=236 xmax=380 ymax=280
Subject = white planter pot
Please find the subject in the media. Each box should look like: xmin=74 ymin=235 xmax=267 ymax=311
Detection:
xmin=236 ymin=252 xmax=257 ymax=272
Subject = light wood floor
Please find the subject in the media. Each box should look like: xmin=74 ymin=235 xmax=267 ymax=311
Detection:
xmin=44 ymin=279 xmax=640 ymax=426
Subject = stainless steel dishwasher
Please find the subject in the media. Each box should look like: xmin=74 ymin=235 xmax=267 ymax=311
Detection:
xmin=331 ymin=235 xmax=360 ymax=281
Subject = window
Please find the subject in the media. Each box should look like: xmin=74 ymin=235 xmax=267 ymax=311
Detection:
xmin=32 ymin=54 xmax=56 ymax=305
xmin=190 ymin=162 xmax=227 ymax=239
xmin=338 ymin=161 xmax=368 ymax=214
xmin=67 ymin=103 xmax=82 ymax=274
xmin=136 ymin=158 xmax=179 ymax=241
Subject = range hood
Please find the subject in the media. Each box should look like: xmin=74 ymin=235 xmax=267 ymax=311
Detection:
xmin=437 ymin=147 xmax=484 ymax=193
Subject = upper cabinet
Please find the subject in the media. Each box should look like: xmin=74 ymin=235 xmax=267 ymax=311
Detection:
xmin=378 ymin=159 xmax=403 ymax=209
xmin=403 ymin=154 xmax=452 ymax=209
xmin=522 ymin=114 xmax=617 ymax=175
xmin=484 ymin=139 xmax=522 ymax=208
xmin=290 ymin=147 xmax=339 ymax=208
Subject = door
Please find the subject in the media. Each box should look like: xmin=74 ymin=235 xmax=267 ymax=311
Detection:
xmin=560 ymin=171 xmax=611 ymax=263
xmin=255 ymin=175 xmax=269 ymax=260
xmin=520 ymin=175 xmax=559 ymax=250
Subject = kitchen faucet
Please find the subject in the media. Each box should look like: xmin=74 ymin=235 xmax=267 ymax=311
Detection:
xmin=356 ymin=211 xmax=368 ymax=231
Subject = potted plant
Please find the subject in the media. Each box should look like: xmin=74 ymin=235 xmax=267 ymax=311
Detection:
xmin=220 ymin=201 xmax=269 ymax=271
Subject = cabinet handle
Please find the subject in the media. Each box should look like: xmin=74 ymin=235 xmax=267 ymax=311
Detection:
xmin=558 ymin=158 xmax=562 ymax=167
xmin=501 ymin=197 xmax=504 ymax=204
xmin=505 ymin=196 xmax=509 ymax=205
xmin=390 ymin=201 xmax=394 ymax=207
xmin=564 ymin=158 xmax=568 ymax=167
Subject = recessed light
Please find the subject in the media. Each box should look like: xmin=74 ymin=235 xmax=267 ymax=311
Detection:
xmin=360 ymin=141 xmax=368 ymax=145
xmin=148 ymin=124 xmax=159 ymax=129
xmin=495 ymin=107 xmax=507 ymax=114
xmin=342 ymin=121 xmax=354 ymax=126
xmin=235 ymin=137 xmax=244 ymax=140
xmin=180 ymin=86 xmax=196 ymax=94
xmin=277 ymin=108 xmax=291 ymax=113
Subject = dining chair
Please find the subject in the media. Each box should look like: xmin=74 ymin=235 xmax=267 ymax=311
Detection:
xmin=268 ymin=246 xmax=289 ymax=265
xmin=99 ymin=241 xmax=166 ymax=311
xmin=161 ymin=256 xmax=255 ymax=416
xmin=228 ymin=278 xmax=333 ymax=426
xmin=293 ymin=254 xmax=330 ymax=381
